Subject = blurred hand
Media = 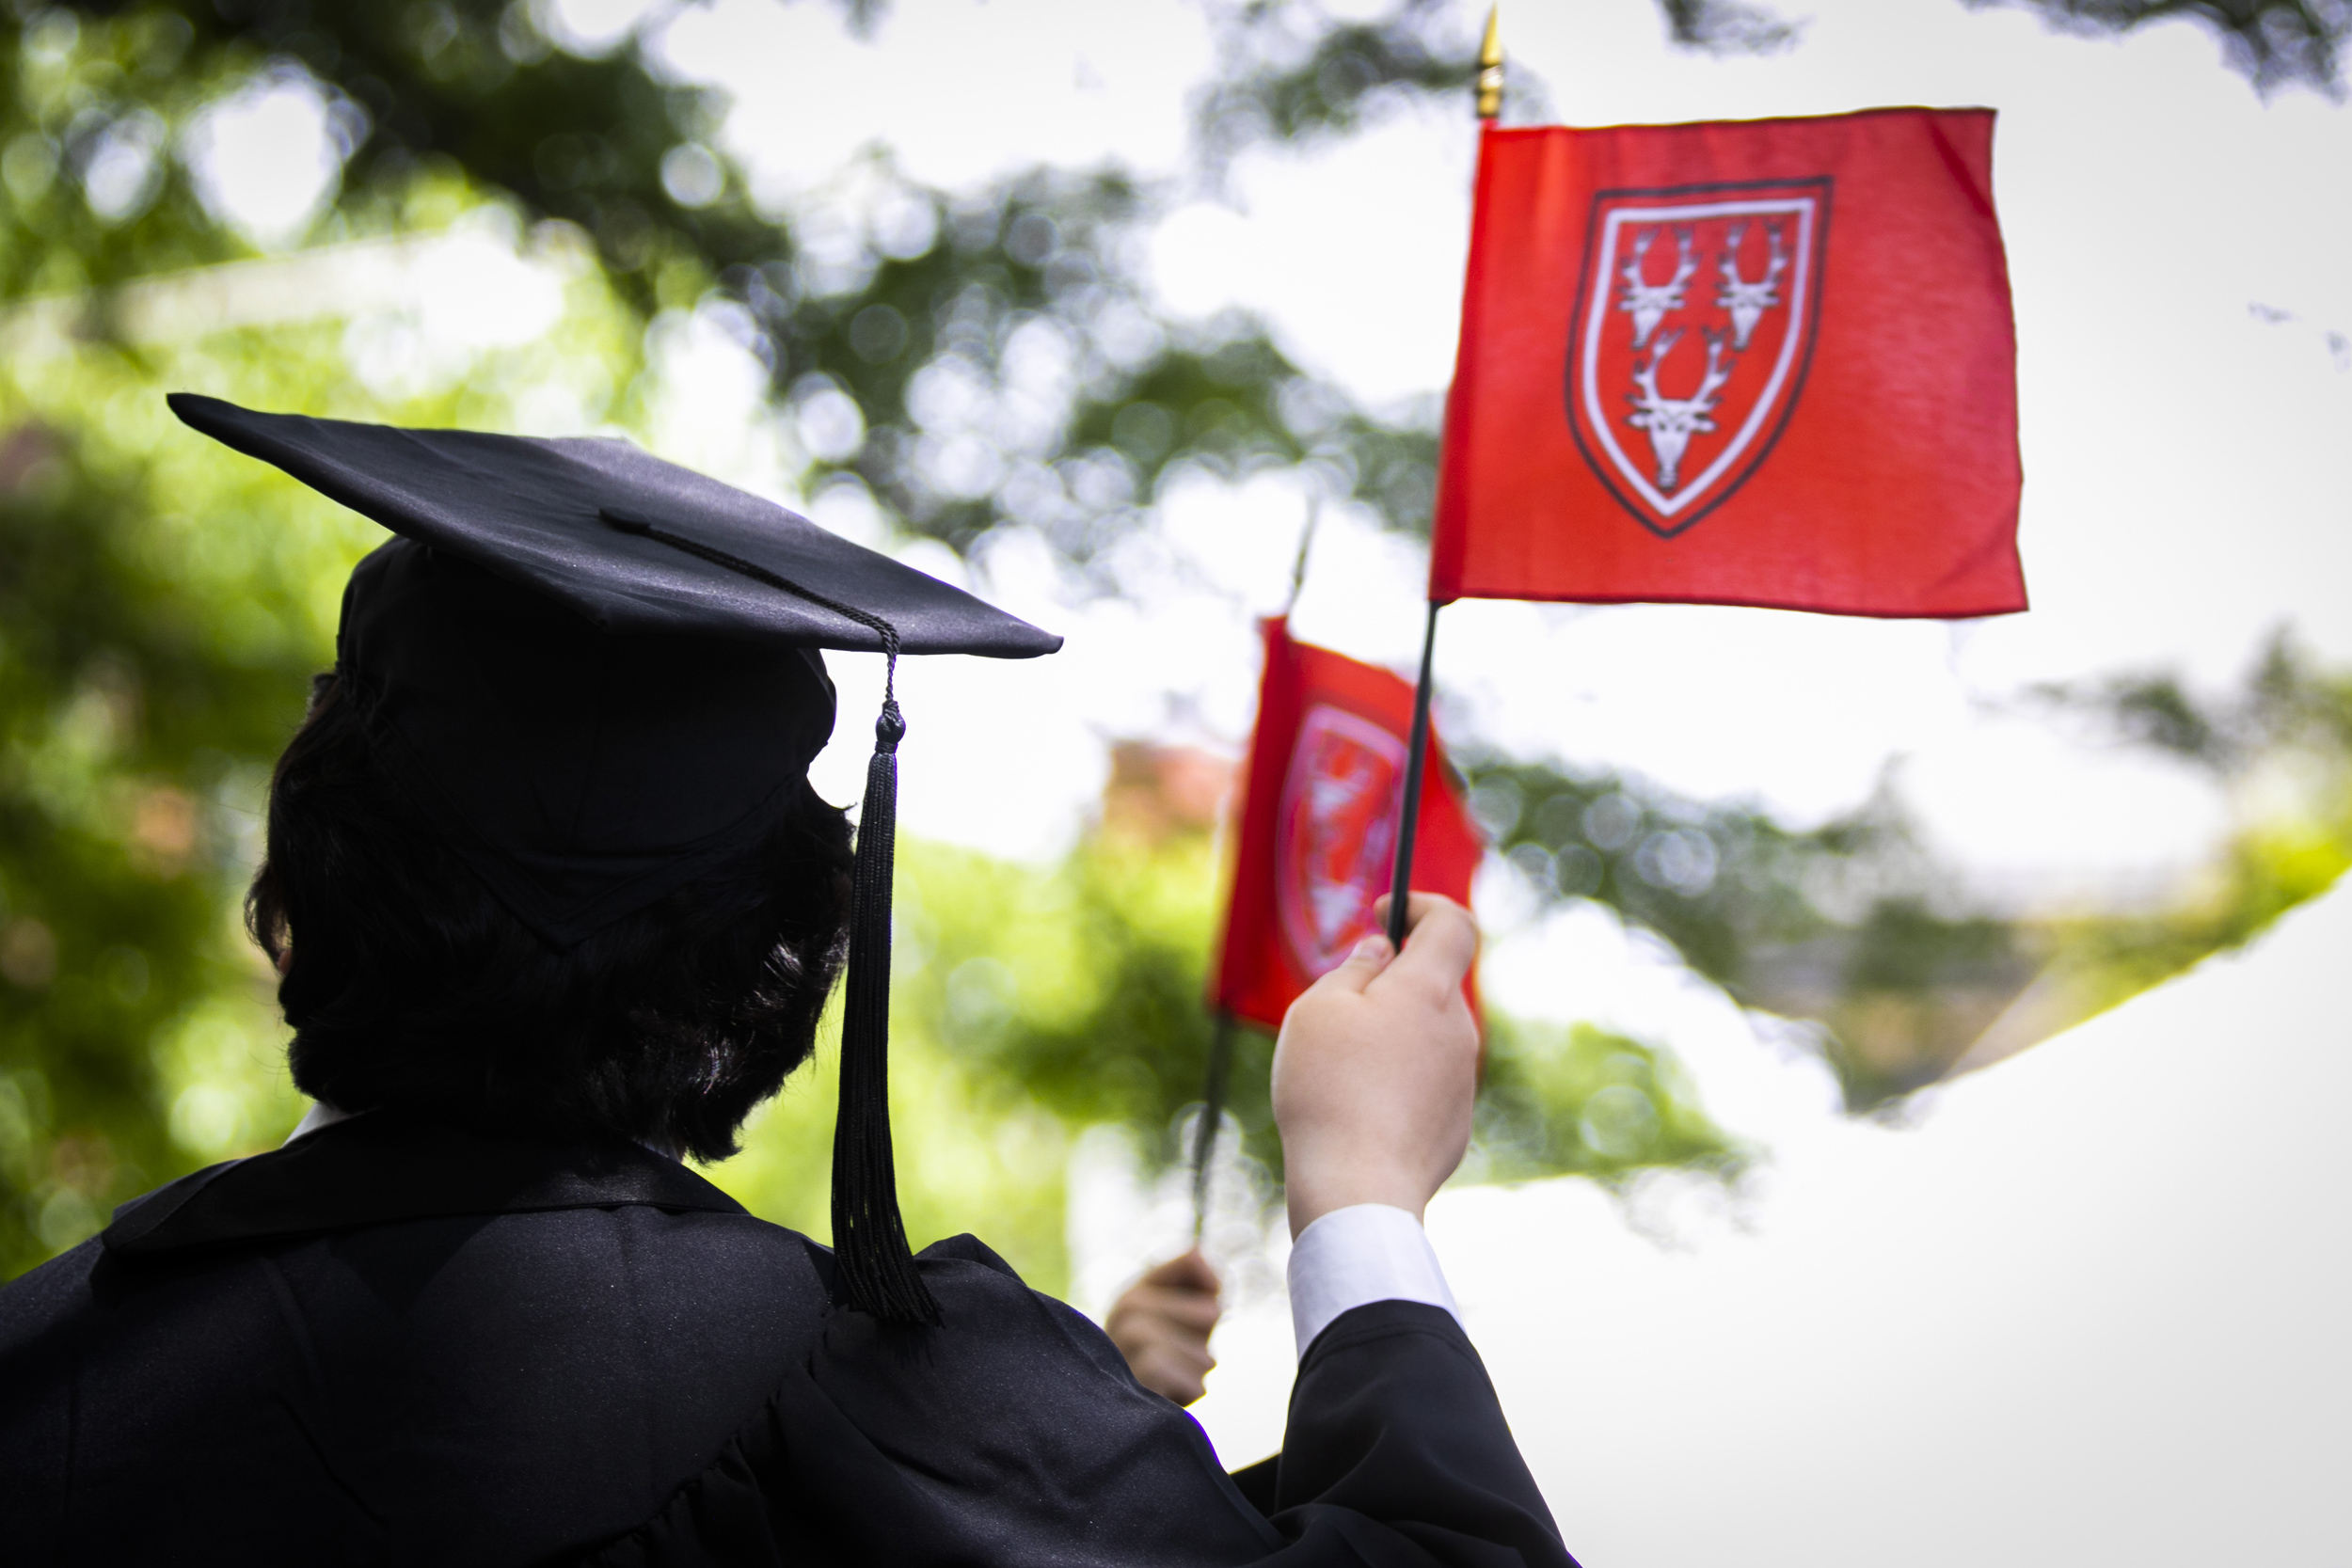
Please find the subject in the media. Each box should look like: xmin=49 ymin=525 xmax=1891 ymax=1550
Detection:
xmin=1105 ymin=1250 xmax=1222 ymax=1405
xmin=1272 ymin=893 xmax=1481 ymax=1240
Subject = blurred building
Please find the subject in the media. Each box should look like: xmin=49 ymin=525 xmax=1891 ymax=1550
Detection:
xmin=1098 ymin=741 xmax=1234 ymax=847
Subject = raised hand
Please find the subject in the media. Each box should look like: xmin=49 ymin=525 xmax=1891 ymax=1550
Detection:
xmin=1105 ymin=1249 xmax=1223 ymax=1406
xmin=1271 ymin=893 xmax=1481 ymax=1239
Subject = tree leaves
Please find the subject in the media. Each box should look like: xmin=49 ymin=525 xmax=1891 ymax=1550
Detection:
xmin=1972 ymin=1 xmax=2348 ymax=97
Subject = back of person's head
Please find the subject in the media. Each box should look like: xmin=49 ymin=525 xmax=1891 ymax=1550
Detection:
xmin=247 ymin=674 xmax=855 ymax=1162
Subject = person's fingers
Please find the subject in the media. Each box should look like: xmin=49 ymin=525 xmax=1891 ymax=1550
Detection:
xmin=1131 ymin=1344 xmax=1214 ymax=1405
xmin=1311 ymin=930 xmax=1396 ymax=997
xmin=1138 ymin=1249 xmax=1220 ymax=1297
xmin=1162 ymin=1337 xmax=1215 ymax=1379
xmin=1144 ymin=1329 xmax=1214 ymax=1371
xmin=1368 ymin=892 xmax=1439 ymax=937
xmin=1113 ymin=1287 xmax=1217 ymax=1336
xmin=1367 ymin=892 xmax=1474 ymax=953
xmin=1114 ymin=1307 xmax=1216 ymax=1400
xmin=1368 ymin=893 xmax=1479 ymax=995
xmin=1397 ymin=893 xmax=1480 ymax=962
xmin=1137 ymin=1363 xmax=1200 ymax=1404
xmin=1127 ymin=1287 xmax=1220 ymax=1334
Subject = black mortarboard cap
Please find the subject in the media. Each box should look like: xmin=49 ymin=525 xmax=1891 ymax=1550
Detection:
xmin=171 ymin=392 xmax=1060 ymax=1326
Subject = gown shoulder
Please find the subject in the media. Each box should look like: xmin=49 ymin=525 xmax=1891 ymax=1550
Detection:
xmin=580 ymin=1237 xmax=1576 ymax=1568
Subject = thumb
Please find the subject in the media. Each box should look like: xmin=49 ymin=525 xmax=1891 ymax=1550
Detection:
xmin=1314 ymin=929 xmax=1396 ymax=996
xmin=1383 ymin=895 xmax=1479 ymax=990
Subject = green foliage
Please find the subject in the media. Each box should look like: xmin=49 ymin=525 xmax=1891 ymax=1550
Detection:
xmin=1469 ymin=635 xmax=2352 ymax=1115
xmin=710 ymin=959 xmax=1079 ymax=1295
xmin=891 ymin=831 xmax=1257 ymax=1169
xmin=0 ymin=6 xmax=660 ymax=1276
xmin=1470 ymin=1017 xmax=1743 ymax=1185
xmin=0 ymin=7 xmax=241 ymax=294
xmin=2009 ymin=632 xmax=2352 ymax=1040
xmin=1194 ymin=0 xmax=1480 ymax=165
xmin=1461 ymin=660 xmax=2352 ymax=1114
xmin=1191 ymin=0 xmax=2344 ymax=158
xmin=2049 ymin=819 xmax=2348 ymax=1009
xmin=710 ymin=829 xmax=1248 ymax=1296
xmin=757 ymin=160 xmax=1450 ymax=554
xmin=1461 ymin=753 xmax=1905 ymax=994
xmin=1461 ymin=752 xmax=2037 ymax=1111
xmin=16 ymin=2 xmax=1449 ymax=562
xmin=859 ymin=819 xmax=1740 ymax=1210
xmin=1841 ymin=897 xmax=2017 ymax=995
xmin=1657 ymin=0 xmax=1809 ymax=55
xmin=0 ymin=403 xmax=291 ymax=1273
xmin=54 ymin=0 xmax=774 ymax=296
xmin=2034 ymin=630 xmax=2352 ymax=775
xmin=1813 ymin=896 xmax=2032 ymax=1108
xmin=1974 ymin=1 xmax=2347 ymax=96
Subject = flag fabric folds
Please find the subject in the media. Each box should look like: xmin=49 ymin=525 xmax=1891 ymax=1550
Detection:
xmin=1430 ymin=107 xmax=2026 ymax=619
xmin=1213 ymin=618 xmax=1483 ymax=1033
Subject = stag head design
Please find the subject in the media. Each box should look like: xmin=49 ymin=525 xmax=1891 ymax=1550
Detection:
xmin=1626 ymin=327 xmax=1735 ymax=491
xmin=1715 ymin=220 xmax=1788 ymax=351
xmin=1579 ymin=191 xmax=1821 ymax=533
xmin=1616 ymin=226 xmax=1696 ymax=350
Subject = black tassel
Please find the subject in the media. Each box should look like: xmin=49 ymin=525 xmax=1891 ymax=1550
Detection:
xmin=832 ymin=687 xmax=939 ymax=1324
xmin=598 ymin=507 xmax=939 ymax=1325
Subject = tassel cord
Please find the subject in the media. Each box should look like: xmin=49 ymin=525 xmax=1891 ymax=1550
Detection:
xmin=605 ymin=510 xmax=939 ymax=1324
xmin=600 ymin=510 xmax=903 ymax=668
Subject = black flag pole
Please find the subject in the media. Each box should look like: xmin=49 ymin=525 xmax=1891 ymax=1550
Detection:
xmin=1190 ymin=1009 xmax=1236 ymax=1241
xmin=1385 ymin=600 xmax=1442 ymax=949
xmin=1384 ymin=6 xmax=1498 ymax=950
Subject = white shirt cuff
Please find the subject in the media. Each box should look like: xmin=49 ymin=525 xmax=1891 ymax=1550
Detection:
xmin=1286 ymin=1202 xmax=1463 ymax=1358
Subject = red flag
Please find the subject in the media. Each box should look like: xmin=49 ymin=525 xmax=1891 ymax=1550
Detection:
xmin=1431 ymin=108 xmax=2025 ymax=619
xmin=1212 ymin=618 xmax=1484 ymax=1033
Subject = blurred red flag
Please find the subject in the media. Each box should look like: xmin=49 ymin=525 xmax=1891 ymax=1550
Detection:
xmin=1212 ymin=618 xmax=1484 ymax=1033
xmin=1431 ymin=107 xmax=2026 ymax=618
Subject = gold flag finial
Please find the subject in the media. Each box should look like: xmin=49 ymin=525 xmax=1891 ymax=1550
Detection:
xmin=1476 ymin=6 xmax=1503 ymax=120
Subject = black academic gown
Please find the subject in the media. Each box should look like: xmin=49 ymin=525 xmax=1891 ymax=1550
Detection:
xmin=0 ymin=1111 xmax=1573 ymax=1567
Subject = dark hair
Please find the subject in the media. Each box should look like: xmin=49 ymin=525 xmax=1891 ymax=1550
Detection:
xmin=247 ymin=673 xmax=855 ymax=1162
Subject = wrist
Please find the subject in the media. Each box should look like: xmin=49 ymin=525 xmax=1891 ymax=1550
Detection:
xmin=1285 ymin=1164 xmax=1429 ymax=1239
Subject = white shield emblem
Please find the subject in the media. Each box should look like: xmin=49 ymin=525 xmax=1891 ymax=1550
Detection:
xmin=1565 ymin=179 xmax=1830 ymax=538
xmin=1274 ymin=705 xmax=1406 ymax=978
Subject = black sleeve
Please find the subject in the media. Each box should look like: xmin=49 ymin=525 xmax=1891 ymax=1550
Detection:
xmin=576 ymin=1244 xmax=1576 ymax=1567
xmin=1262 ymin=1300 xmax=1576 ymax=1567
xmin=1229 ymin=1454 xmax=1281 ymax=1516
